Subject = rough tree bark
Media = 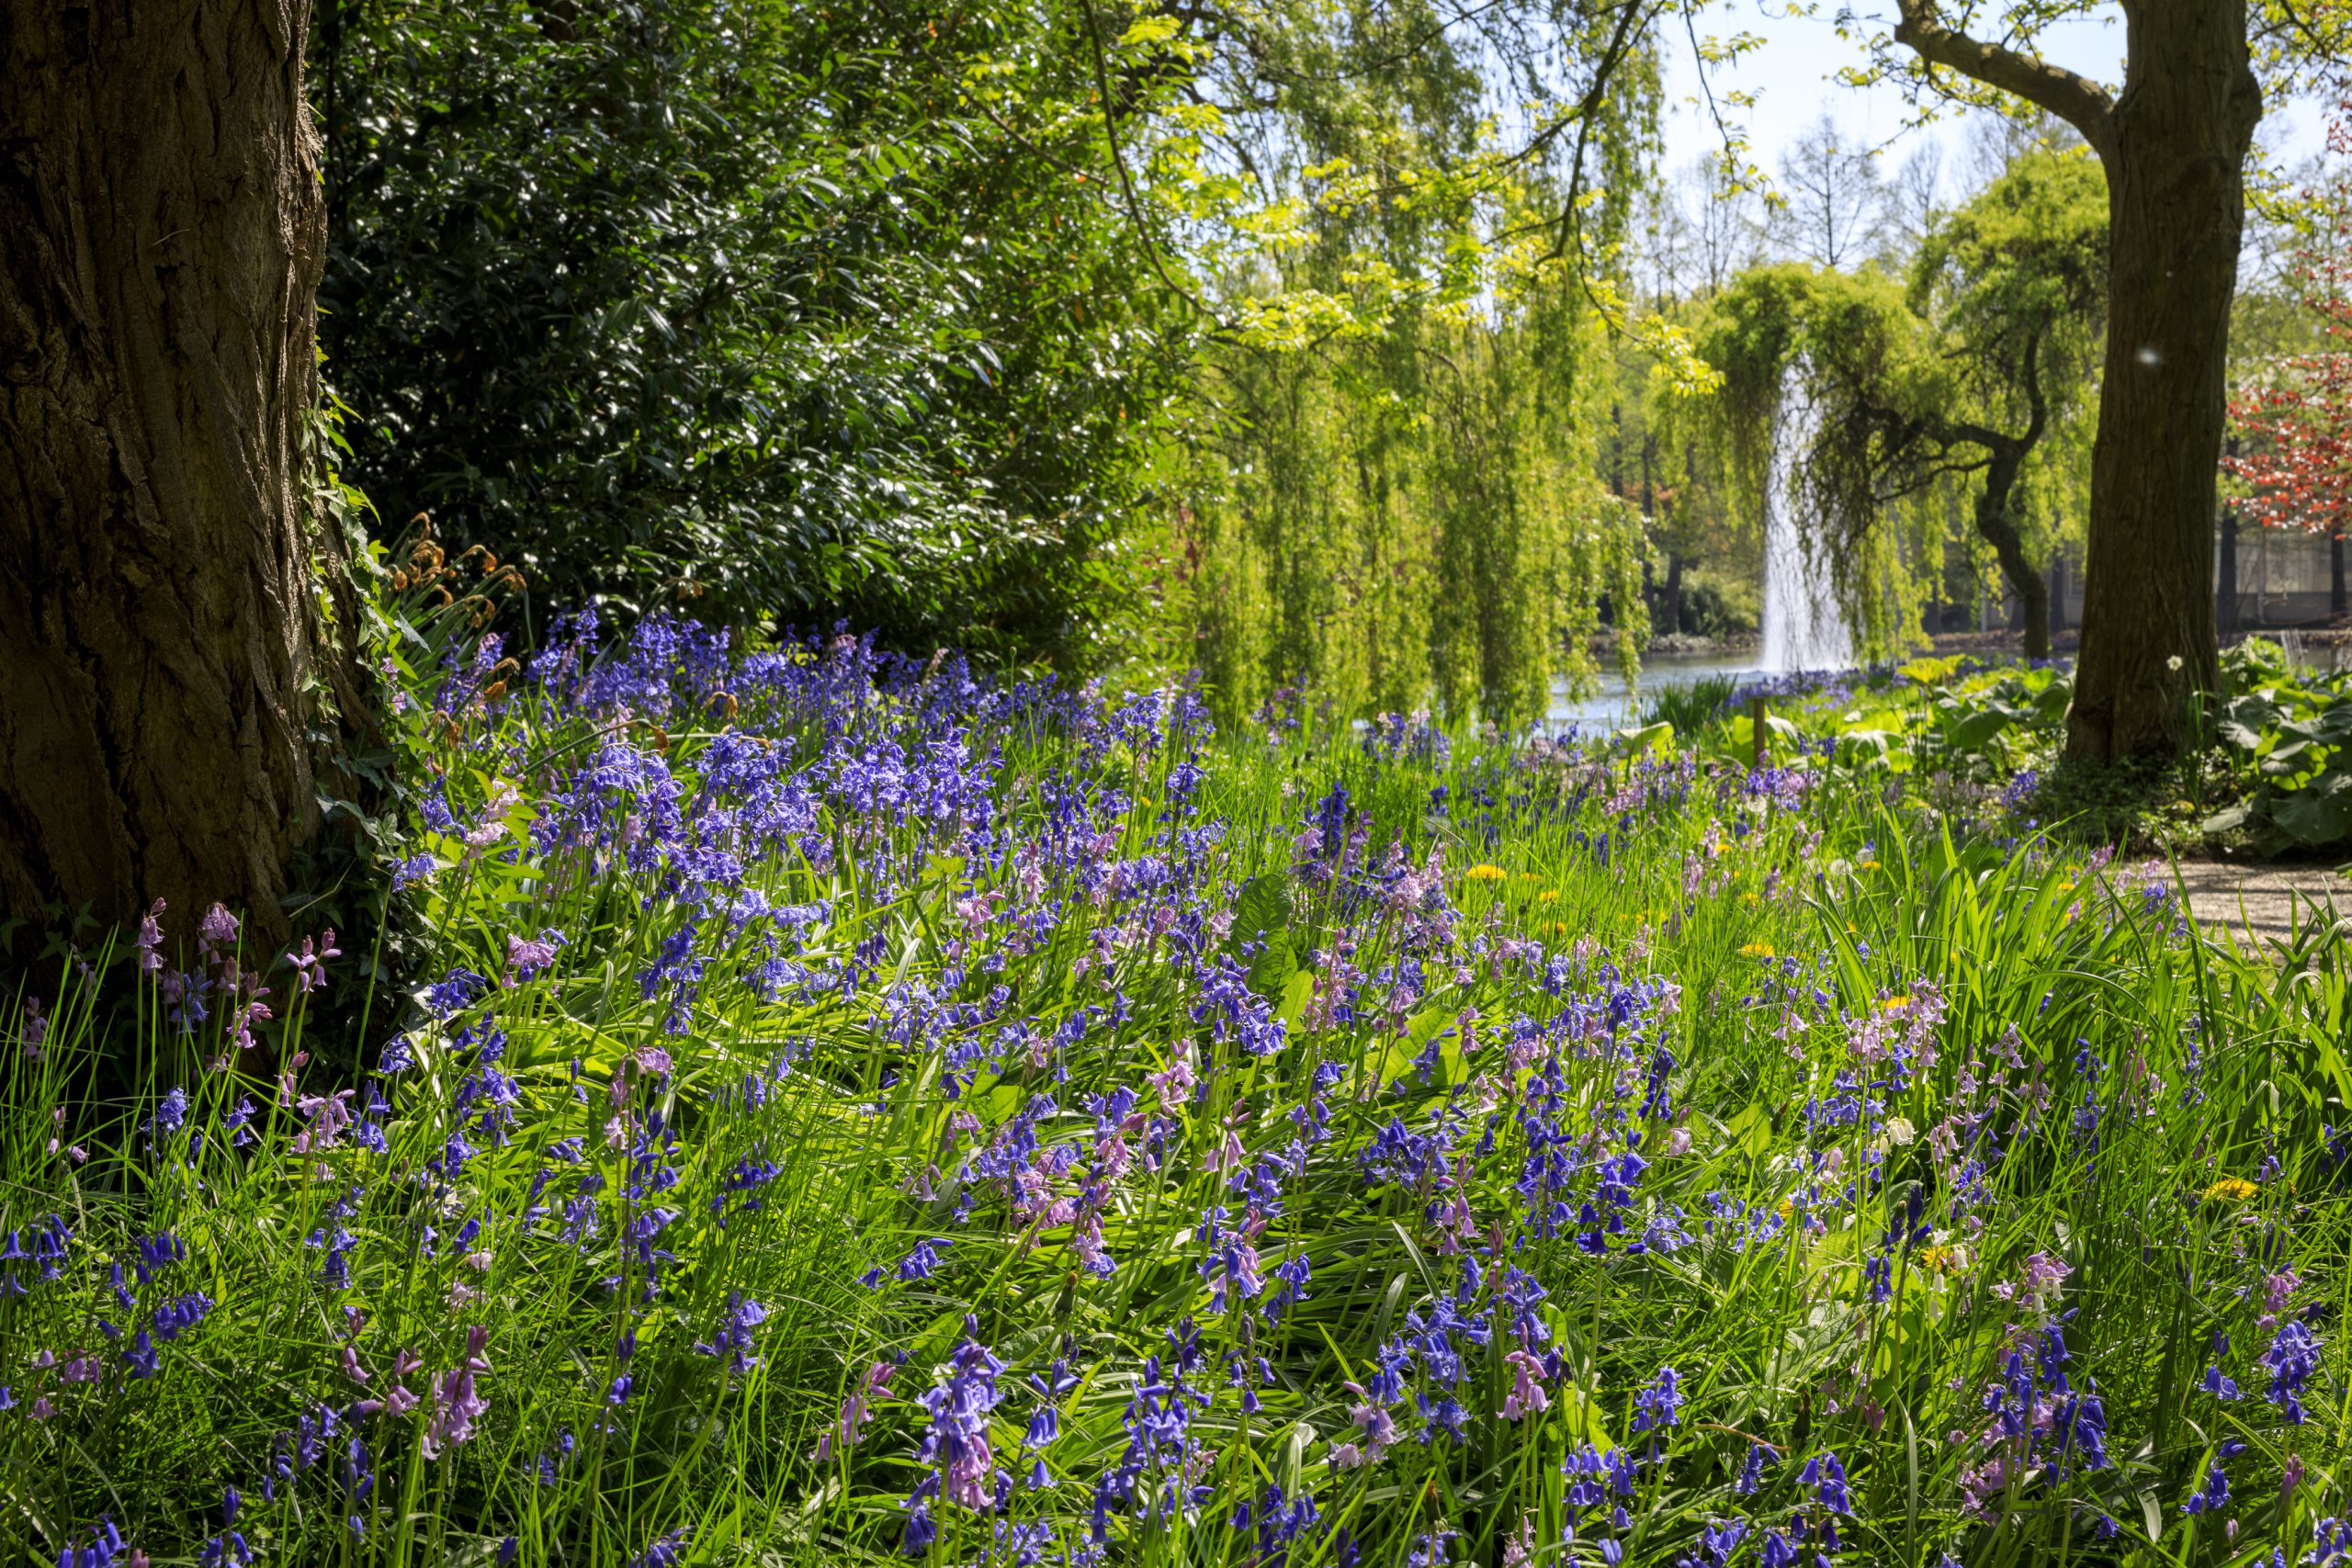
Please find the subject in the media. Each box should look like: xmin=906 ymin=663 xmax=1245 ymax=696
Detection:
xmin=1895 ymin=0 xmax=2263 ymax=761
xmin=0 ymin=0 xmax=334 ymax=946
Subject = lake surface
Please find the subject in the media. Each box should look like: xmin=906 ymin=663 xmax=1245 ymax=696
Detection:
xmin=1546 ymin=650 xmax=1761 ymax=732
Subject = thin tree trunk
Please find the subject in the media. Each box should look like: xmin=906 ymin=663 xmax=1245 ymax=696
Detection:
xmin=1948 ymin=350 xmax=2054 ymax=660
xmin=2217 ymin=491 xmax=2240 ymax=636
xmin=1609 ymin=403 xmax=1625 ymax=499
xmin=2333 ymin=529 xmax=2346 ymax=623
xmin=0 ymin=0 xmax=335 ymax=945
xmin=1974 ymin=474 xmax=2050 ymax=661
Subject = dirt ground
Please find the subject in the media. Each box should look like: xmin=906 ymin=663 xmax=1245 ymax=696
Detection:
xmin=2165 ymin=859 xmax=2352 ymax=952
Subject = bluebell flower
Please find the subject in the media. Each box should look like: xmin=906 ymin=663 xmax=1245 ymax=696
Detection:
xmin=57 ymin=1517 xmax=125 ymax=1568
xmin=878 ymin=1236 xmax=950 ymax=1285
xmin=147 ymin=1088 xmax=189 ymax=1137
xmin=628 ymin=1529 xmax=686 ymax=1568
xmin=1800 ymin=1450 xmax=1852 ymax=1514
xmin=693 ymin=1294 xmax=769 ymax=1375
xmin=198 ymin=1488 xmax=254 ymax=1567
xmin=2261 ymin=1322 xmax=2322 ymax=1424
xmin=424 ymin=967 xmax=486 ymax=1017
xmin=1630 ymin=1364 xmax=1683 ymax=1434
xmin=2183 ymin=1459 xmax=2229 ymax=1515
xmin=130 ymin=1232 xmax=185 ymax=1284
xmin=153 ymin=1290 xmax=213 ymax=1342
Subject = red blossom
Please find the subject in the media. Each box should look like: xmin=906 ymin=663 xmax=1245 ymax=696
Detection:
xmin=2227 ymin=92 xmax=2352 ymax=536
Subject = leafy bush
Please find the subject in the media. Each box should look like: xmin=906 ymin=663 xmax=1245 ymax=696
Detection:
xmin=1638 ymin=672 xmax=1743 ymax=733
xmin=1699 ymin=658 xmax=2065 ymax=787
xmin=317 ymin=0 xmax=1193 ymax=663
xmin=2202 ymin=637 xmax=2352 ymax=850
xmin=1906 ymin=660 xmax=2072 ymax=778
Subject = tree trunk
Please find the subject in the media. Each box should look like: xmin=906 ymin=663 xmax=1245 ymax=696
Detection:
xmin=2064 ymin=3 xmax=2261 ymax=758
xmin=0 ymin=0 xmax=332 ymax=947
xmin=2217 ymin=495 xmax=2239 ymax=635
xmin=2333 ymin=529 xmax=2346 ymax=623
xmin=1894 ymin=0 xmax=2261 ymax=759
xmin=1973 ymin=468 xmax=2050 ymax=662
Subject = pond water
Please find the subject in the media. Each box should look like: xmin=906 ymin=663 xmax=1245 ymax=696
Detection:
xmin=1546 ymin=650 xmax=1761 ymax=732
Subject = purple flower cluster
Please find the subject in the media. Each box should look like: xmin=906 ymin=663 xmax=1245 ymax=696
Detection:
xmin=11 ymin=614 xmax=2342 ymax=1568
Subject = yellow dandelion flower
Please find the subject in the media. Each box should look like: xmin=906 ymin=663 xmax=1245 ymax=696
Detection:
xmin=1882 ymin=995 xmax=1912 ymax=1011
xmin=1774 ymin=1197 xmax=1796 ymax=1220
xmin=1538 ymin=889 xmax=1560 ymax=903
xmin=1739 ymin=942 xmax=1775 ymax=959
xmin=2201 ymin=1178 xmax=2258 ymax=1203
xmin=1739 ymin=891 xmax=1761 ymax=906
xmin=1466 ymin=863 xmax=1507 ymax=882
xmin=1918 ymin=1246 xmax=1956 ymax=1273
xmin=1519 ymin=871 xmax=1544 ymax=883
xmin=1857 ymin=857 xmax=1881 ymax=871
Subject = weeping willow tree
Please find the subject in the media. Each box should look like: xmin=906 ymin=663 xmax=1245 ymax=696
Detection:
xmin=1170 ymin=243 xmax=1657 ymax=725
xmin=1907 ymin=149 xmax=2105 ymax=655
xmin=1670 ymin=264 xmax=1945 ymax=661
xmin=1673 ymin=149 xmax=2106 ymax=660
xmin=1117 ymin=0 xmax=1686 ymax=727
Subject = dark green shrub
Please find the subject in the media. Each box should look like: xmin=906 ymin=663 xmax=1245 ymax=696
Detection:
xmin=315 ymin=0 xmax=1193 ymax=665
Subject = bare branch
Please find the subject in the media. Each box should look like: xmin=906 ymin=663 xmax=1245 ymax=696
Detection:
xmin=1890 ymin=0 xmax=2118 ymax=165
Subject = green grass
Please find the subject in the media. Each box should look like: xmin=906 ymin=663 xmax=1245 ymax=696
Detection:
xmin=1 ymin=619 xmax=2346 ymax=1568
xmin=1638 ymin=674 xmax=1745 ymax=737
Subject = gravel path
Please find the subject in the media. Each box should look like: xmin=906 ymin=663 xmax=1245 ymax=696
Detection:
xmin=2167 ymin=860 xmax=2352 ymax=952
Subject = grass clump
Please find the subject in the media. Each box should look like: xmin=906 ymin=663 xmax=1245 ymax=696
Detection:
xmin=3 ymin=614 xmax=2348 ymax=1567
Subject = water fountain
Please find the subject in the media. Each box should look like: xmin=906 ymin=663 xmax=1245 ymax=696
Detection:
xmin=1547 ymin=366 xmax=1850 ymax=727
xmin=1757 ymin=366 xmax=1852 ymax=672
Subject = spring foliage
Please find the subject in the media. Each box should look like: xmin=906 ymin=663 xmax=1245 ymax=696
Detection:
xmin=1675 ymin=151 xmax=2106 ymax=657
xmin=315 ymin=0 xmax=1715 ymax=715
xmin=315 ymin=0 xmax=1197 ymax=664
xmin=2229 ymin=95 xmax=2352 ymax=538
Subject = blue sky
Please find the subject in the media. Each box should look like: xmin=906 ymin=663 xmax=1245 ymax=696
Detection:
xmin=1657 ymin=4 xmax=2333 ymax=196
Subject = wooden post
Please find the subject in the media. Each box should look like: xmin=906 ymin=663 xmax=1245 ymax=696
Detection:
xmin=1751 ymin=696 xmax=1769 ymax=768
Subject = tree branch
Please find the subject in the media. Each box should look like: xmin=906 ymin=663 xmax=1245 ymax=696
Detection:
xmin=1890 ymin=0 xmax=2118 ymax=166
xmin=1080 ymin=0 xmax=1231 ymax=332
xmin=1540 ymin=0 xmax=1661 ymax=270
xmin=2019 ymin=326 xmax=2050 ymax=448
